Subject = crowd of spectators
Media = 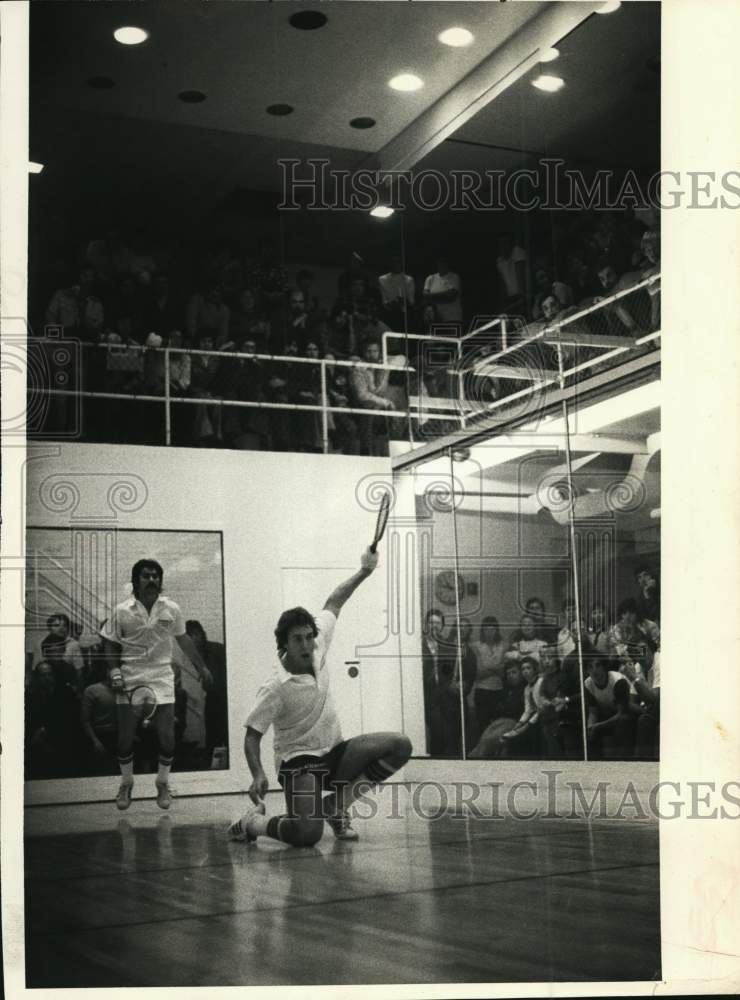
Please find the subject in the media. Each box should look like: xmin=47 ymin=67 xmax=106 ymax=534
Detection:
xmin=422 ymin=565 xmax=661 ymax=761
xmin=24 ymin=613 xmax=228 ymax=780
xmin=33 ymin=207 xmax=661 ymax=453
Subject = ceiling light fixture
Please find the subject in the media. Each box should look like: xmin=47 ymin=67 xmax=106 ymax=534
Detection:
xmin=438 ymin=27 xmax=474 ymax=47
xmin=596 ymin=1 xmax=621 ymax=13
xmin=28 ymin=162 xmax=44 ymax=174
xmin=532 ymin=74 xmax=565 ymax=93
xmin=289 ymin=10 xmax=328 ymax=30
xmin=113 ymin=26 xmax=149 ymax=45
xmin=349 ymin=117 xmax=376 ymax=130
xmin=87 ymin=76 xmax=116 ymax=89
xmin=266 ymin=103 xmax=294 ymax=116
xmin=370 ymin=206 xmax=394 ymax=219
xmin=388 ymin=73 xmax=423 ymax=92
xmin=538 ymin=46 xmax=560 ymax=62
xmin=178 ymin=90 xmax=207 ymax=103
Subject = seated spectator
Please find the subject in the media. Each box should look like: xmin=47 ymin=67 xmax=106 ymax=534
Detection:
xmin=293 ymin=340 xmax=323 ymax=453
xmin=500 ymin=656 xmax=540 ymax=757
xmin=535 ymin=644 xmax=582 ymax=759
xmin=607 ymin=597 xmax=660 ymax=673
xmin=444 ymin=621 xmax=478 ymax=755
xmin=556 ymin=598 xmax=577 ymax=660
xmin=531 ymin=264 xmax=573 ymax=321
xmin=507 ymin=613 xmax=548 ymax=664
xmin=295 ymin=268 xmax=322 ymax=319
xmin=332 ymin=276 xmax=381 ymax=356
xmin=215 ymin=336 xmax=268 ymax=449
xmin=112 ymin=273 xmax=146 ymax=344
xmin=25 ymin=660 xmax=82 ymax=779
xmin=470 ymin=616 xmax=507 ymax=736
xmin=141 ymin=332 xmax=166 ymax=395
xmin=190 ymin=333 xmax=222 ymax=445
xmin=621 ymin=649 xmax=660 ymax=760
xmin=245 ymin=239 xmax=289 ymax=339
xmin=186 ymin=283 xmax=230 ymax=347
xmin=41 ymin=613 xmax=85 ymax=692
xmin=593 ymin=259 xmax=648 ymax=335
xmin=44 ymin=265 xmax=105 ymax=342
xmin=325 ymin=353 xmax=360 ymax=455
xmin=469 ymin=660 xmax=526 ymax=758
xmin=640 ymin=229 xmax=661 ymax=330
xmin=524 ymin=596 xmax=559 ymax=644
xmin=586 ymin=603 xmax=610 ymax=653
xmin=495 ymin=232 xmax=527 ymax=314
xmin=422 ymin=255 xmax=463 ymax=330
xmin=265 ymin=338 xmax=298 ymax=451
xmin=498 ymin=661 xmax=527 ymax=721
xmin=378 ymin=256 xmax=415 ymax=331
xmin=80 ymin=667 xmax=118 ymax=775
xmin=278 ymin=289 xmax=310 ymax=352
xmin=349 ymin=337 xmax=393 ymax=456
xmin=635 ymin=563 xmax=660 ymax=623
xmin=142 ymin=272 xmax=182 ymax=336
xmin=585 ymin=657 xmax=642 ymax=759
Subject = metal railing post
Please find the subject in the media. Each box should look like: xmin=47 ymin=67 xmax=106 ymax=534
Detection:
xmin=164 ymin=347 xmax=171 ymax=446
xmin=320 ymin=359 xmax=329 ymax=454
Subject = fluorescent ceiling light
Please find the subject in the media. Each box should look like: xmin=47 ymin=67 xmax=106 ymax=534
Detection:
xmin=538 ymin=46 xmax=560 ymax=63
xmin=370 ymin=206 xmax=394 ymax=219
xmin=532 ymin=74 xmax=565 ymax=93
xmin=388 ymin=73 xmax=423 ymax=92
xmin=28 ymin=162 xmax=44 ymax=174
xmin=113 ymin=26 xmax=149 ymax=45
xmin=596 ymin=1 xmax=621 ymax=13
xmin=438 ymin=28 xmax=474 ymax=48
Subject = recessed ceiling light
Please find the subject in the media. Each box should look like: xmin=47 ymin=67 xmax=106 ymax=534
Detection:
xmin=370 ymin=206 xmax=394 ymax=219
xmin=87 ymin=75 xmax=116 ymax=90
xmin=388 ymin=73 xmax=423 ymax=92
xmin=532 ymin=74 xmax=565 ymax=93
xmin=266 ymin=103 xmax=294 ymax=116
xmin=438 ymin=27 xmax=474 ymax=47
xmin=350 ymin=116 xmax=376 ymax=130
xmin=596 ymin=1 xmax=621 ymax=12
xmin=538 ymin=46 xmax=560 ymax=63
xmin=28 ymin=162 xmax=44 ymax=174
xmin=178 ymin=90 xmax=207 ymax=103
xmin=113 ymin=26 xmax=149 ymax=45
xmin=289 ymin=10 xmax=328 ymax=30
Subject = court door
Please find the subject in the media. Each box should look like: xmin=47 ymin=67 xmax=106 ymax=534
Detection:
xmin=281 ymin=567 xmax=395 ymax=738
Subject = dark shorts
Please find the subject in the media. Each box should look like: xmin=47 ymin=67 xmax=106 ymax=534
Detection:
xmin=277 ymin=739 xmax=351 ymax=793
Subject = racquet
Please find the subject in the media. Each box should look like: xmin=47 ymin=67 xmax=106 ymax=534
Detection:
xmin=124 ymin=684 xmax=158 ymax=727
xmin=370 ymin=490 xmax=391 ymax=553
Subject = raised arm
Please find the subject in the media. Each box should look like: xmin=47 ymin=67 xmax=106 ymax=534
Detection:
xmin=323 ymin=547 xmax=378 ymax=619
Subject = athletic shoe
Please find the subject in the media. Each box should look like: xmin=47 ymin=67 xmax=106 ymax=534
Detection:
xmin=116 ymin=782 xmax=133 ymax=811
xmin=327 ymin=812 xmax=359 ymax=841
xmin=155 ymin=781 xmax=173 ymax=810
xmin=227 ymin=801 xmax=266 ymax=843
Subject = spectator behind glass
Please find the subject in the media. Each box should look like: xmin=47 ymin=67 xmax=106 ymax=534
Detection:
xmin=501 ymin=656 xmax=540 ymax=756
xmin=445 ymin=620 xmax=477 ymax=755
xmin=640 ymin=230 xmax=661 ymax=331
xmin=378 ymin=255 xmax=415 ymax=331
xmin=80 ymin=665 xmax=118 ymax=775
xmin=524 ymin=596 xmax=558 ymax=644
xmin=585 ymin=657 xmax=641 ymax=760
xmin=25 ymin=660 xmax=83 ymax=779
xmin=185 ymin=620 xmax=228 ymax=763
xmin=44 ymin=265 xmax=105 ymax=342
xmin=469 ymin=661 xmax=527 ymax=759
xmin=324 ymin=352 xmax=360 ymax=455
xmin=186 ymin=283 xmax=230 ymax=348
xmin=587 ymin=603 xmax=610 ymax=653
xmin=422 ymin=608 xmax=452 ymax=756
xmin=607 ymin=597 xmax=660 ymax=673
xmin=495 ymin=232 xmax=528 ymax=313
xmin=41 ymin=613 xmax=85 ymax=692
xmin=422 ymin=255 xmax=463 ymax=329
xmin=506 ymin=613 xmax=547 ymax=664
xmin=556 ymin=598 xmax=577 ymax=660
xmin=470 ymin=616 xmax=507 ymax=736
xmin=634 ymin=563 xmax=660 ymax=623
xmin=293 ymin=340 xmax=323 ymax=453
xmin=349 ymin=337 xmax=393 ymax=457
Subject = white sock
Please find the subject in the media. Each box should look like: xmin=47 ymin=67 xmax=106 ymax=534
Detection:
xmin=119 ymin=756 xmax=134 ymax=784
xmin=157 ymin=757 xmax=173 ymax=784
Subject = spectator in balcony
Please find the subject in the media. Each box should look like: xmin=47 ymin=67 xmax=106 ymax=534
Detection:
xmin=422 ymin=255 xmax=463 ymax=331
xmin=566 ymin=250 xmax=600 ymax=304
xmin=167 ymin=329 xmax=192 ymax=446
xmin=80 ymin=666 xmax=118 ymax=775
xmin=190 ymin=332 xmax=222 ymax=446
xmin=635 ymin=564 xmax=660 ymax=623
xmin=44 ymin=265 xmax=105 ymax=342
xmin=531 ymin=264 xmax=573 ymax=321
xmin=586 ymin=603 xmax=611 ymax=654
xmin=41 ymin=613 xmax=85 ymax=692
xmin=293 ymin=340 xmax=324 ymax=453
xmin=585 ymin=656 xmax=641 ymax=759
xmin=378 ymin=256 xmax=415 ymax=331
xmin=640 ymin=229 xmax=661 ymax=331
xmin=507 ymin=613 xmax=547 ymax=664
xmin=229 ymin=288 xmax=262 ymax=347
xmin=594 ymin=259 xmax=647 ymax=336
xmin=295 ymin=268 xmax=321 ymax=320
xmin=281 ymin=289 xmax=311 ymax=351
xmin=186 ymin=283 xmax=230 ymax=348
xmin=215 ymin=335 xmax=264 ymax=449
xmin=471 ymin=616 xmax=507 ymax=735
xmin=332 ymin=276 xmax=381 ymax=356
xmin=113 ymin=273 xmax=147 ymax=344
xmin=142 ymin=272 xmax=182 ymax=337
xmin=324 ymin=353 xmax=360 ymax=455
xmin=349 ymin=337 xmax=393 ymax=456
xmin=495 ymin=232 xmax=528 ymax=314
xmin=265 ymin=338 xmax=298 ymax=451
xmin=608 ymin=597 xmax=660 ymax=672
xmin=246 ymin=240 xmax=289 ymax=343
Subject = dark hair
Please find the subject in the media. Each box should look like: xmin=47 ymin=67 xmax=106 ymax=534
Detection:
xmin=425 ymin=608 xmax=445 ymax=628
xmin=46 ymin=612 xmax=71 ymax=631
xmin=617 ymin=597 xmax=638 ymax=619
xmin=481 ymin=615 xmax=501 ymax=643
xmin=520 ymin=656 xmax=539 ymax=673
xmin=274 ymin=607 xmax=318 ymax=652
xmin=525 ymin=596 xmax=545 ymax=612
xmin=186 ymin=619 xmax=206 ymax=640
xmin=634 ymin=564 xmax=654 ymax=578
xmin=131 ymin=559 xmax=164 ymax=592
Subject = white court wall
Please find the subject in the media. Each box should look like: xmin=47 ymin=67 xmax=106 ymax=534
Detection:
xmin=24 ymin=443 xmax=396 ymax=804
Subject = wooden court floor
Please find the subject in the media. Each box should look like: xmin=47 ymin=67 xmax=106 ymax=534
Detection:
xmin=24 ymin=786 xmax=661 ymax=987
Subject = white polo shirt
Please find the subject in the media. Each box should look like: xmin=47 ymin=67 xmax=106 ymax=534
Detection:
xmin=245 ymin=609 xmax=342 ymax=772
xmin=100 ymin=594 xmax=186 ymax=704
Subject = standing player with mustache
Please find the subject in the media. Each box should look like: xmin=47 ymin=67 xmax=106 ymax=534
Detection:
xmin=101 ymin=559 xmax=213 ymax=810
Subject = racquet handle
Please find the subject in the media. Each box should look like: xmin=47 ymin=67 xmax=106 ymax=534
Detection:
xmin=370 ymin=541 xmax=378 ymax=554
